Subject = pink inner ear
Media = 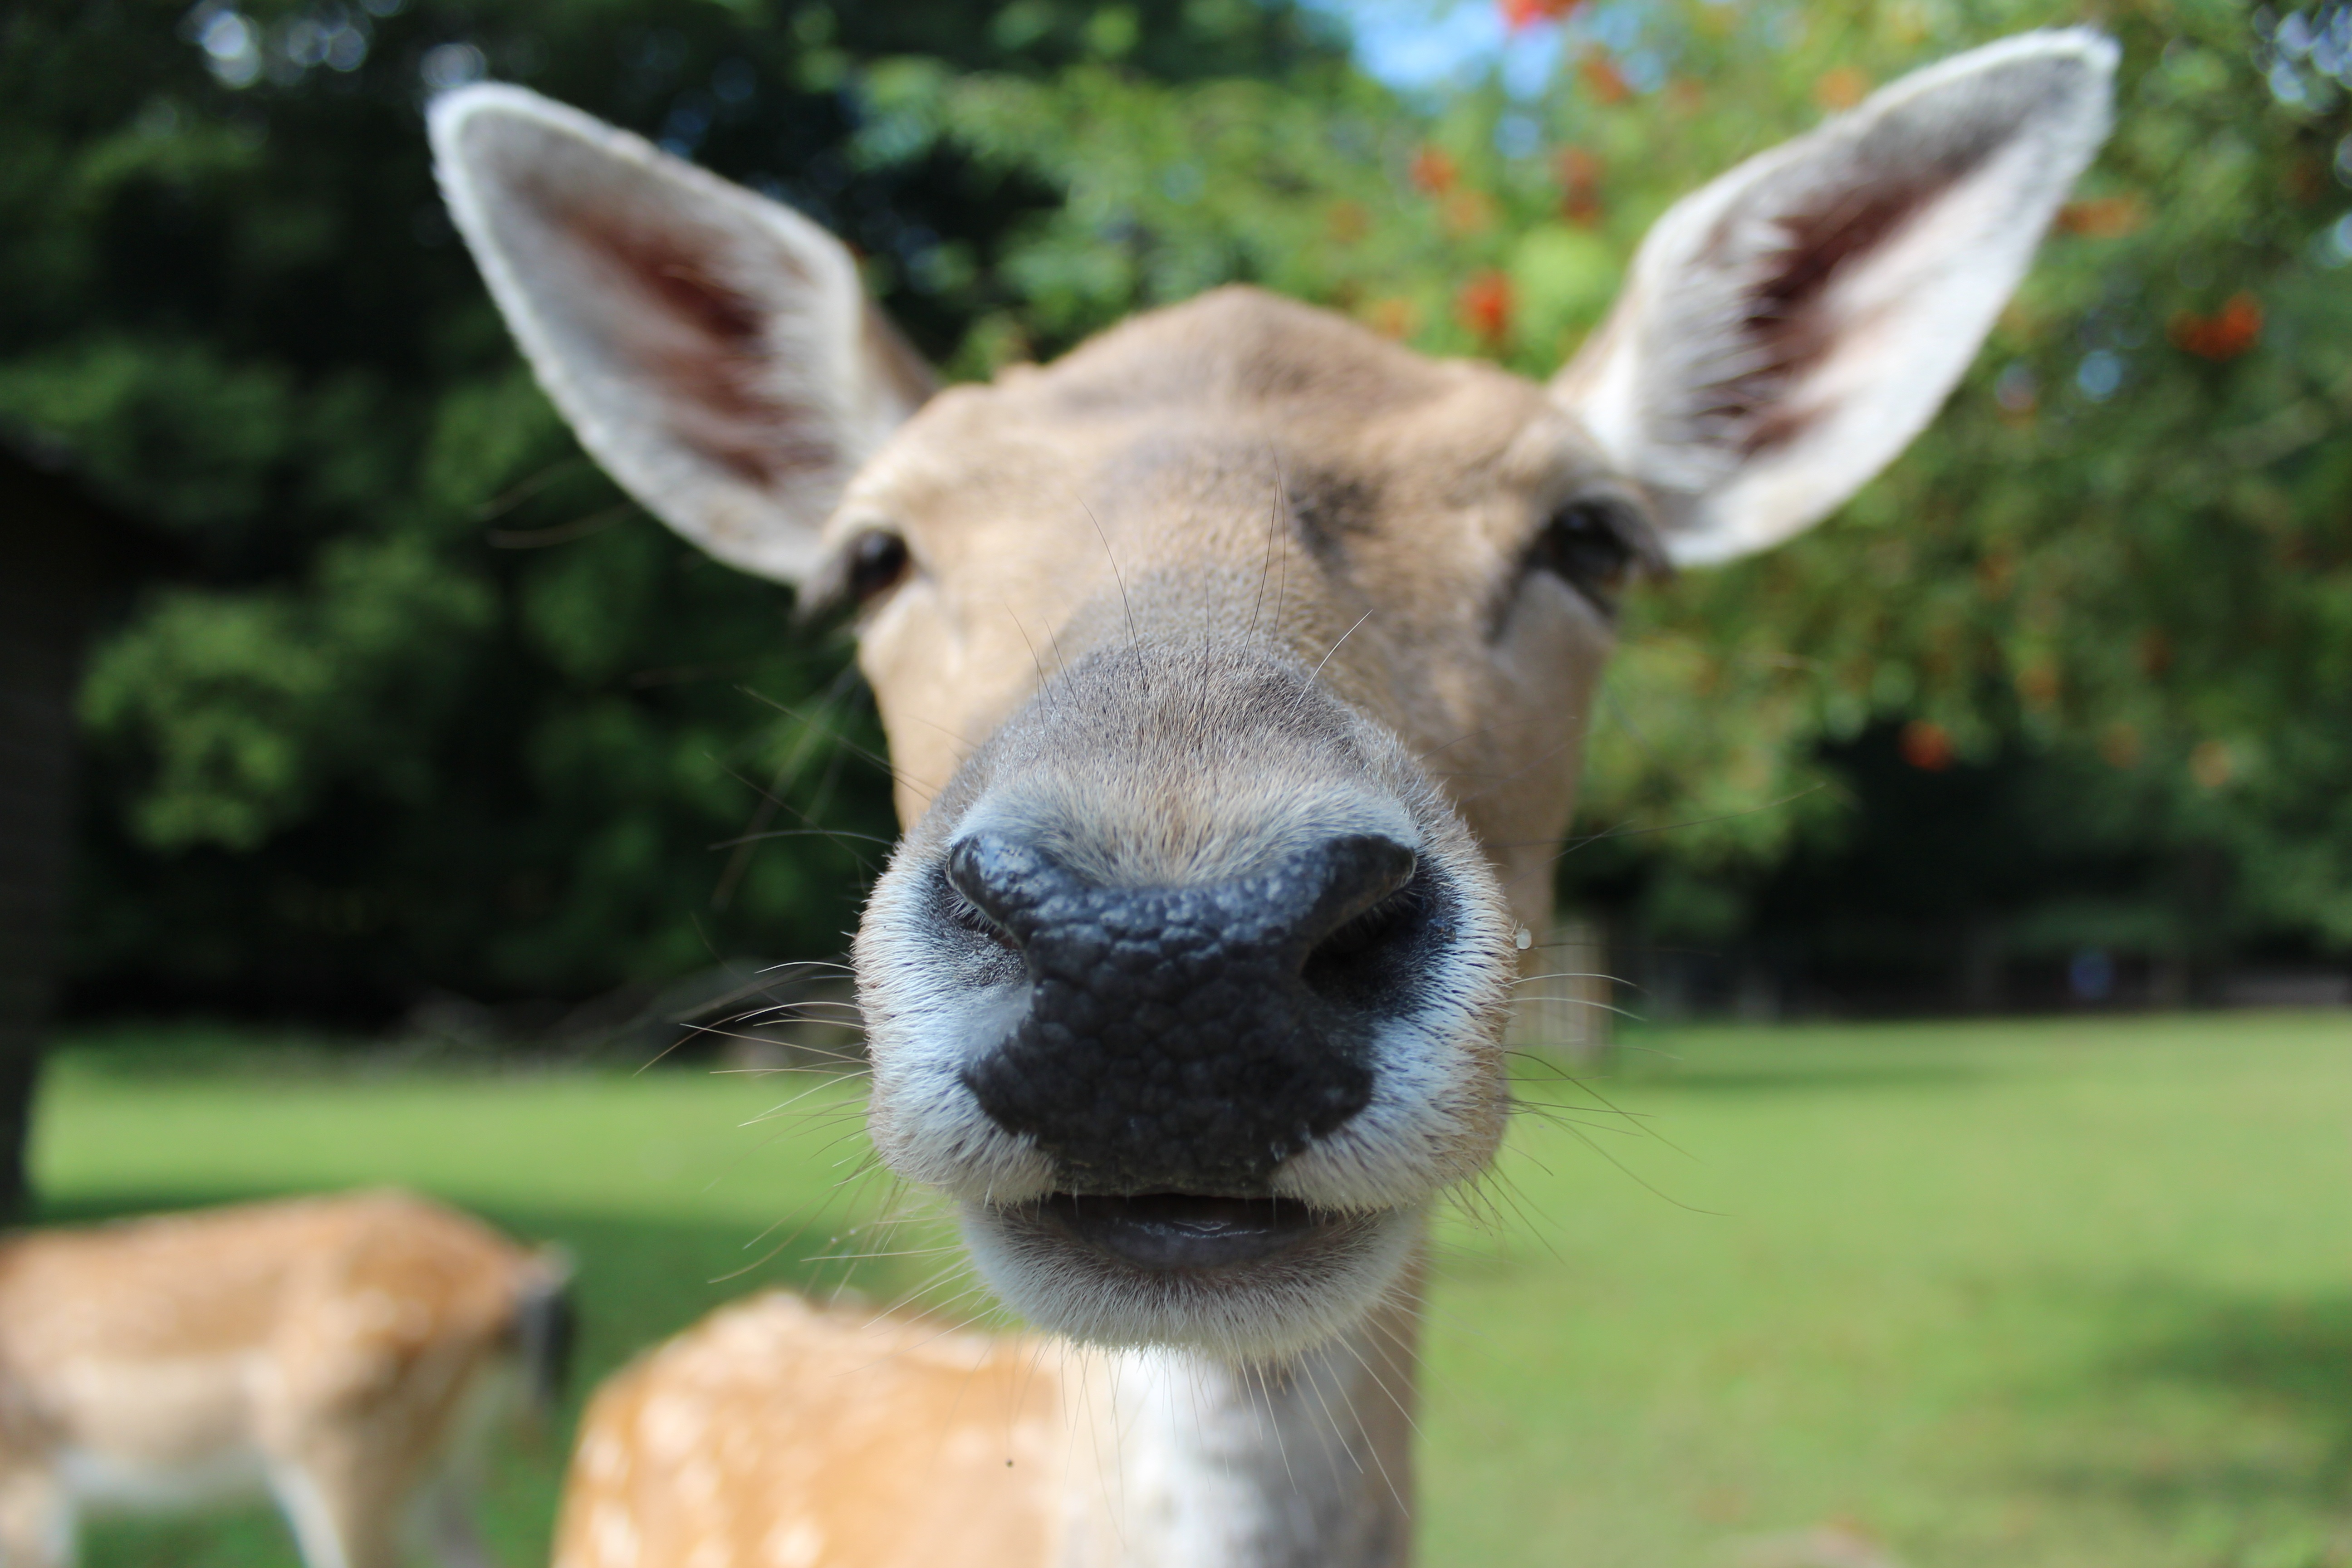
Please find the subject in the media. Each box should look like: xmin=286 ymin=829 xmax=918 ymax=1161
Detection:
xmin=1727 ymin=182 xmax=1927 ymax=457
xmin=544 ymin=194 xmax=838 ymax=492
xmin=1710 ymin=102 xmax=2021 ymax=460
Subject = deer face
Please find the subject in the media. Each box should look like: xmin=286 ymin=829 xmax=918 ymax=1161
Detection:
xmin=841 ymin=310 xmax=1627 ymax=1354
xmin=433 ymin=31 xmax=2111 ymax=1363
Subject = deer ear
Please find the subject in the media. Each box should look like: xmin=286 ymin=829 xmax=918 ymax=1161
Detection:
xmin=430 ymin=85 xmax=933 ymax=586
xmin=1553 ymin=29 xmax=2114 ymax=567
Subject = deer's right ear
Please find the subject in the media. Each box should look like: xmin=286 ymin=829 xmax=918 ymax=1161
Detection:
xmin=430 ymin=85 xmax=933 ymax=586
xmin=1552 ymin=30 xmax=2114 ymax=567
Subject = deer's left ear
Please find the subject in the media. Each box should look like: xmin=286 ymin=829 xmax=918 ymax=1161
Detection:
xmin=1553 ymin=29 xmax=2115 ymax=566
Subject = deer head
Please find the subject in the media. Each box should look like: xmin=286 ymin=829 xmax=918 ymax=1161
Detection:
xmin=432 ymin=32 xmax=2112 ymax=1366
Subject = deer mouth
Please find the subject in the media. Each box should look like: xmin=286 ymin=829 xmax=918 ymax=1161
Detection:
xmin=959 ymin=1191 xmax=1412 ymax=1362
xmin=1029 ymin=1192 xmax=1335 ymax=1271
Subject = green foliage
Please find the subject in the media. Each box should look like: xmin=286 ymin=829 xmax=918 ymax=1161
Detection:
xmin=80 ymin=532 xmax=494 ymax=849
xmin=1 ymin=0 xmax=1345 ymax=1014
xmin=852 ymin=0 xmax=2352 ymax=980
xmin=10 ymin=0 xmax=2347 ymax=1014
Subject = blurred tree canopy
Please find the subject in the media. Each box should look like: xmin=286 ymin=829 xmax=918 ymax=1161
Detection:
xmin=6 ymin=0 xmax=2347 ymax=1020
xmin=1 ymin=0 xmax=1345 ymax=1017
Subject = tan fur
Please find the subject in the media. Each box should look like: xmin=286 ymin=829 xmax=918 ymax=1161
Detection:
xmin=552 ymin=1294 xmax=1070 ymax=1568
xmin=0 ymin=1191 xmax=556 ymax=1568
xmin=432 ymin=34 xmax=2115 ymax=1567
xmin=555 ymin=1277 xmax=1431 ymax=1568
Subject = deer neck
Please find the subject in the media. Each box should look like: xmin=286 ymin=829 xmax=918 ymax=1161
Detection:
xmin=1057 ymin=1242 xmax=1423 ymax=1568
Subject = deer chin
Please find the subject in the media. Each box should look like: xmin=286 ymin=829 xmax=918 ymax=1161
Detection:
xmin=958 ymin=1193 xmax=1421 ymax=1365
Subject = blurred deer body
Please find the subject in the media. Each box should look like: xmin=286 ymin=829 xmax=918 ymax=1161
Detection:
xmin=552 ymin=1280 xmax=1421 ymax=1568
xmin=550 ymin=1292 xmax=1071 ymax=1568
xmin=436 ymin=32 xmax=2113 ymax=1567
xmin=0 ymin=1191 xmax=568 ymax=1568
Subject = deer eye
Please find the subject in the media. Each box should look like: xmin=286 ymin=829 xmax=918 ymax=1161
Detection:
xmin=846 ymin=529 xmax=911 ymax=606
xmin=1534 ymin=499 xmax=1638 ymax=614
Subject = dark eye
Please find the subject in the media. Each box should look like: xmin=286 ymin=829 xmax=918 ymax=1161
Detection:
xmin=1535 ymin=500 xmax=1637 ymax=612
xmin=847 ymin=529 xmax=911 ymax=606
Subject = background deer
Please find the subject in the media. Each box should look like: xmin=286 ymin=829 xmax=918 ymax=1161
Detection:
xmin=0 ymin=1191 xmax=569 ymax=1568
xmin=433 ymin=30 xmax=2113 ymax=1566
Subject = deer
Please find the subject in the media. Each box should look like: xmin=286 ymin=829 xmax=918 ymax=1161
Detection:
xmin=0 ymin=1190 xmax=571 ymax=1568
xmin=431 ymin=29 xmax=2114 ymax=1567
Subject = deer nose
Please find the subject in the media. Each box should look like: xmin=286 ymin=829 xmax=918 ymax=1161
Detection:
xmin=945 ymin=829 xmax=1424 ymax=1197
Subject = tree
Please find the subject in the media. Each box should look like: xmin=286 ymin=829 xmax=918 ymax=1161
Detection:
xmin=8 ymin=0 xmax=2345 ymax=1030
xmin=857 ymin=0 xmax=2352 ymax=1005
xmin=0 ymin=0 xmax=1347 ymax=1020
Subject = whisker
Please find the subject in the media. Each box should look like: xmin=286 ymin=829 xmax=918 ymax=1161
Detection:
xmin=1305 ymin=606 xmax=1376 ymax=686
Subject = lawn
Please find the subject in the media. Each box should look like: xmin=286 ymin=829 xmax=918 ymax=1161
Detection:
xmin=35 ymin=1012 xmax=2352 ymax=1568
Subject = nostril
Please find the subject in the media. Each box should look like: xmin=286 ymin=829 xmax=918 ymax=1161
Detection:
xmin=1308 ymin=875 xmax=1426 ymax=963
xmin=1301 ymin=867 xmax=1436 ymax=1007
xmin=1292 ymin=834 xmax=1418 ymax=947
xmin=943 ymin=837 xmax=992 ymax=908
xmin=942 ymin=837 xmax=1027 ymax=954
xmin=947 ymin=890 xmax=1022 ymax=954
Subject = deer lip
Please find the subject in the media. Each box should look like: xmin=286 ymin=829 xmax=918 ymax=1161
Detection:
xmin=1031 ymin=1192 xmax=1331 ymax=1272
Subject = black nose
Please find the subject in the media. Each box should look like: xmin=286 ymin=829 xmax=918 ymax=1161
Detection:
xmin=946 ymin=829 xmax=1427 ymax=1196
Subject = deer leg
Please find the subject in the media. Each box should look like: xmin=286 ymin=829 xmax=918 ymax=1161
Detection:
xmin=267 ymin=1460 xmax=404 ymax=1568
xmin=417 ymin=1476 xmax=497 ymax=1568
xmin=0 ymin=1466 xmax=71 ymax=1568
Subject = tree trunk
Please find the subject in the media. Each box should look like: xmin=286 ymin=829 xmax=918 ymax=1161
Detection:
xmin=1521 ymin=914 xmax=1613 ymax=1068
xmin=0 ymin=452 xmax=129 ymax=1219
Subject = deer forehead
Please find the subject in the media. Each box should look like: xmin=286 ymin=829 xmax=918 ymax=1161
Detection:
xmin=833 ymin=289 xmax=1617 ymax=787
xmin=833 ymin=289 xmax=1603 ymax=598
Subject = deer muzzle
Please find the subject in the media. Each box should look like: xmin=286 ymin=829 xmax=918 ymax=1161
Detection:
xmin=947 ymin=829 xmax=1434 ymax=1198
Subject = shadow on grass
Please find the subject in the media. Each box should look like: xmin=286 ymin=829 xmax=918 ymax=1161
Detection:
xmin=40 ymin=1189 xmax=972 ymax=1568
xmin=1608 ymin=1062 xmax=1988 ymax=1096
xmin=2026 ymin=1281 xmax=2352 ymax=1541
xmin=2126 ymin=1288 xmax=2352 ymax=1468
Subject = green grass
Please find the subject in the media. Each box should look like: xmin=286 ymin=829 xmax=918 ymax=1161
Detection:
xmin=35 ymin=1012 xmax=2352 ymax=1568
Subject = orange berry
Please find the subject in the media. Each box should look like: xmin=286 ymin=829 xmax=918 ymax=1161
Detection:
xmin=1409 ymin=147 xmax=1457 ymax=196
xmin=1456 ymin=270 xmax=1514 ymax=345
xmin=1899 ymin=720 xmax=1955 ymax=771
